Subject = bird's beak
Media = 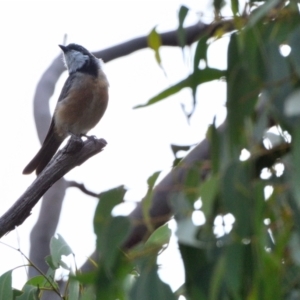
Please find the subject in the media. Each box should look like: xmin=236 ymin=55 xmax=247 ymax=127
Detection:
xmin=59 ymin=45 xmax=68 ymax=52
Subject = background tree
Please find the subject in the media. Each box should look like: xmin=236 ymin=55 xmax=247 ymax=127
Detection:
xmin=1 ymin=0 xmax=300 ymax=299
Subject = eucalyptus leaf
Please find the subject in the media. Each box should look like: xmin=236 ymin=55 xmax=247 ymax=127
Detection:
xmin=0 ymin=270 xmax=13 ymax=300
xmin=130 ymin=261 xmax=175 ymax=300
xmin=144 ymin=223 xmax=171 ymax=248
xmin=134 ymin=68 xmax=225 ymax=109
xmin=68 ymin=277 xmax=80 ymax=300
xmin=16 ymin=285 xmax=39 ymax=300
xmin=247 ymin=0 xmax=281 ymax=28
xmin=49 ymin=234 xmax=72 ymax=269
xmin=177 ymin=5 xmax=189 ymax=49
xmin=24 ymin=276 xmax=45 ymax=288
xmin=147 ymin=27 xmax=163 ymax=69
xmin=289 ymin=26 xmax=300 ymax=77
xmin=95 ymin=216 xmax=131 ymax=271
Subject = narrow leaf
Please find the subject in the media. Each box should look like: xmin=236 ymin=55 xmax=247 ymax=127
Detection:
xmin=199 ymin=175 xmax=219 ymax=217
xmin=193 ymin=35 xmax=209 ymax=71
xmin=24 ymin=276 xmax=45 ymax=288
xmin=247 ymin=0 xmax=281 ymax=28
xmin=147 ymin=27 xmax=163 ymax=68
xmin=68 ymin=277 xmax=80 ymax=300
xmin=134 ymin=68 xmax=225 ymax=109
xmin=178 ymin=5 xmax=189 ymax=49
xmin=144 ymin=223 xmax=172 ymax=248
xmin=16 ymin=285 xmax=39 ymax=300
xmin=130 ymin=262 xmax=175 ymax=300
xmin=142 ymin=171 xmax=161 ymax=232
xmin=0 ymin=270 xmax=13 ymax=300
xmin=49 ymin=234 xmax=72 ymax=269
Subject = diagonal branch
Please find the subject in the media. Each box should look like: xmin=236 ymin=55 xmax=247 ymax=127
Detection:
xmin=0 ymin=137 xmax=106 ymax=238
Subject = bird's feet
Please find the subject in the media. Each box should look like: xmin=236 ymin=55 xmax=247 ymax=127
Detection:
xmin=64 ymin=133 xmax=84 ymax=153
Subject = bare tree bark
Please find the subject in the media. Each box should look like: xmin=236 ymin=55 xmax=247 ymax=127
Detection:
xmin=0 ymin=137 xmax=106 ymax=239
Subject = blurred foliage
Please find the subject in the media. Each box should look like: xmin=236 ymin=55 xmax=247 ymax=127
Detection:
xmin=2 ymin=0 xmax=300 ymax=299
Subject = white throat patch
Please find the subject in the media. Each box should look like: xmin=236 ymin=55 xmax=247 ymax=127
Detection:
xmin=63 ymin=50 xmax=89 ymax=73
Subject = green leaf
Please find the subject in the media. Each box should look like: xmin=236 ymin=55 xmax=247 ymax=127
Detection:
xmin=209 ymin=255 xmax=226 ymax=300
xmin=291 ymin=128 xmax=300 ymax=204
xmin=68 ymin=277 xmax=80 ymax=300
xmin=13 ymin=289 xmax=23 ymax=299
xmin=263 ymin=40 xmax=292 ymax=125
xmin=179 ymin=243 xmax=221 ymax=299
xmin=24 ymin=276 xmax=45 ymax=288
xmin=184 ymin=165 xmax=201 ymax=203
xmin=170 ymin=144 xmax=192 ymax=158
xmin=178 ymin=5 xmax=189 ymax=49
xmin=147 ymin=27 xmax=163 ymax=68
xmin=0 ymin=270 xmax=13 ymax=300
xmin=96 ymin=216 xmax=131 ymax=271
xmin=170 ymin=191 xmax=193 ymax=221
xmin=80 ymin=286 xmax=95 ymax=300
xmin=288 ymin=26 xmax=300 ymax=78
xmin=38 ymin=266 xmax=59 ymax=292
xmin=193 ymin=35 xmax=209 ymax=71
xmin=134 ymin=68 xmax=225 ymax=109
xmin=287 ymin=195 xmax=300 ymax=241
xmin=247 ymin=0 xmax=281 ymax=28
xmin=16 ymin=285 xmax=39 ymax=300
xmin=224 ymin=243 xmax=245 ymax=297
xmin=231 ymin=0 xmax=239 ymax=15
xmin=221 ymin=161 xmax=253 ymax=238
xmin=93 ymin=186 xmax=130 ymax=272
xmin=72 ymin=272 xmax=97 ymax=285
xmin=147 ymin=170 xmax=161 ymax=189
xmin=49 ymin=234 xmax=72 ymax=269
xmin=94 ymin=186 xmax=126 ymax=220
xmin=207 ymin=120 xmax=220 ymax=173
xmin=144 ymin=223 xmax=172 ymax=248
xmin=44 ymin=255 xmax=57 ymax=270
xmin=95 ymin=254 xmax=132 ymax=300
xmin=213 ymin=0 xmax=225 ymax=13
xmin=142 ymin=171 xmax=161 ymax=231
xmin=130 ymin=260 xmax=176 ymax=300
xmin=241 ymin=24 xmax=266 ymax=82
xmin=199 ymin=175 xmax=219 ymax=217
xmin=227 ymin=33 xmax=259 ymax=151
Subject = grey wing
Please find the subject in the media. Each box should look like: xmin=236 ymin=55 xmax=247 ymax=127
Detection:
xmin=57 ymin=73 xmax=76 ymax=102
xmin=43 ymin=73 xmax=76 ymax=140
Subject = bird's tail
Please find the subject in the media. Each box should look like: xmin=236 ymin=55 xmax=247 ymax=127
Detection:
xmin=23 ymin=133 xmax=63 ymax=175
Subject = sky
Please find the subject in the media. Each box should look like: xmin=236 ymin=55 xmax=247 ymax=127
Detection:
xmin=0 ymin=0 xmax=228 ymax=291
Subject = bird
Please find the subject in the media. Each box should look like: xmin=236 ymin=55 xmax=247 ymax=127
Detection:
xmin=23 ymin=43 xmax=109 ymax=175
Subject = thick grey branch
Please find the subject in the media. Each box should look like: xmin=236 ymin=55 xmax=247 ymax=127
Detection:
xmin=0 ymin=137 xmax=106 ymax=238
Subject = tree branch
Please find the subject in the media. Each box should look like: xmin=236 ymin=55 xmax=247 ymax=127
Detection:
xmin=66 ymin=180 xmax=100 ymax=198
xmin=0 ymin=137 xmax=106 ymax=238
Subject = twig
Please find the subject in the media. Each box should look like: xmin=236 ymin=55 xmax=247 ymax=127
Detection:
xmin=66 ymin=181 xmax=100 ymax=198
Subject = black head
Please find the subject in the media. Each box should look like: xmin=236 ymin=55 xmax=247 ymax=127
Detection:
xmin=59 ymin=43 xmax=99 ymax=77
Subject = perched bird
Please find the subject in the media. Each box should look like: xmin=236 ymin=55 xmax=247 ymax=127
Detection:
xmin=23 ymin=43 xmax=109 ymax=175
